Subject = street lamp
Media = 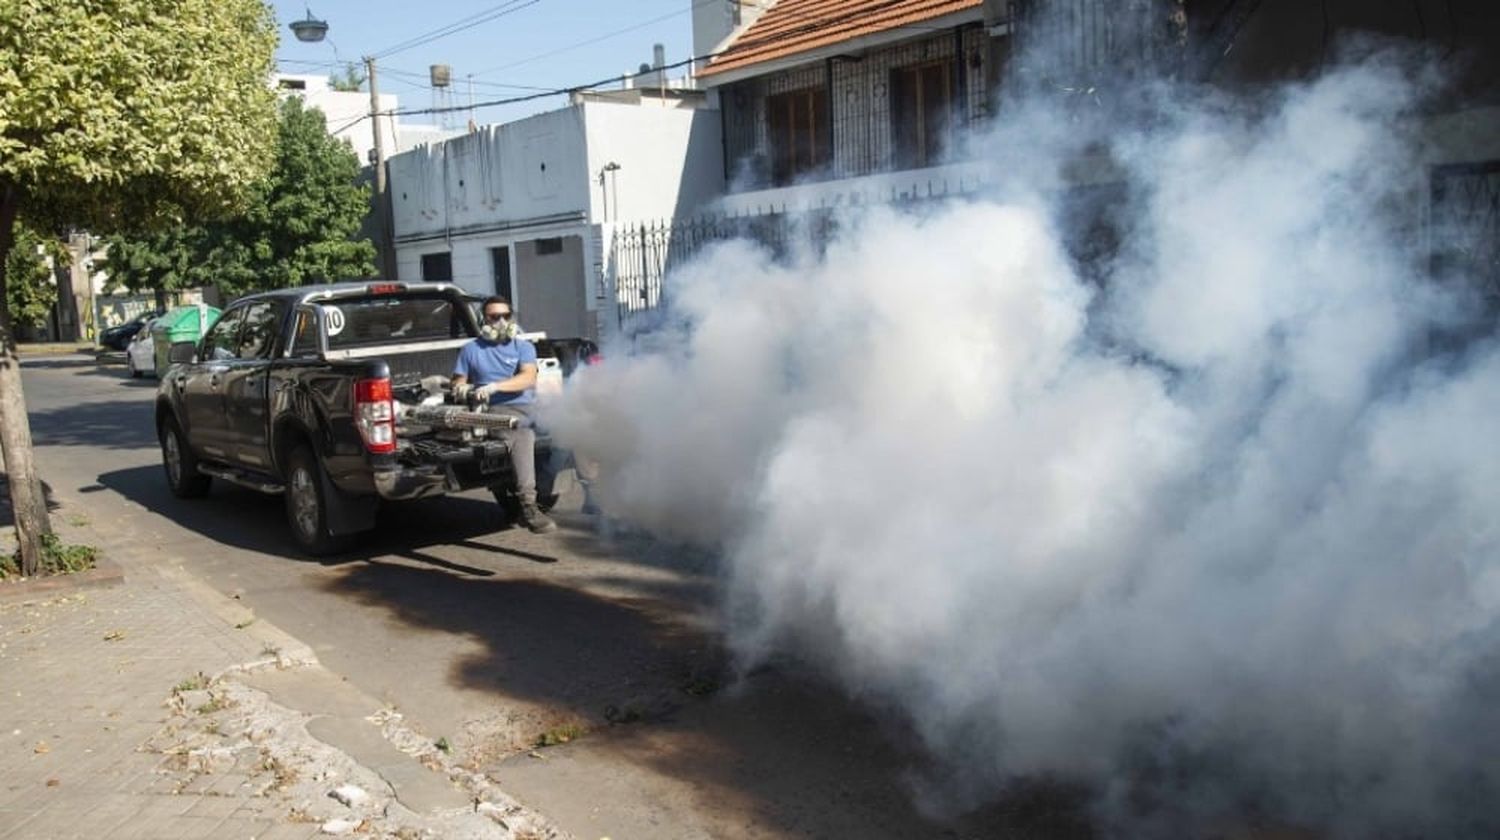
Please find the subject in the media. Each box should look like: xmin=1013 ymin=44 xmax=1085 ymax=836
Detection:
xmin=284 ymin=9 xmax=394 ymax=280
xmin=289 ymin=7 xmax=328 ymax=43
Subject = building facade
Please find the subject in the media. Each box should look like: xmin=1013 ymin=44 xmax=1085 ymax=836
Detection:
xmin=385 ymin=97 xmax=723 ymax=341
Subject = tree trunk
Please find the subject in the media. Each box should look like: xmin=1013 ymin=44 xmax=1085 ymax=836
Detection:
xmin=0 ymin=182 xmax=52 ymax=575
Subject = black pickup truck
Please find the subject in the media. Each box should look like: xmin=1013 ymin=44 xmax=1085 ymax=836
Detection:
xmin=154 ymin=281 xmax=597 ymax=554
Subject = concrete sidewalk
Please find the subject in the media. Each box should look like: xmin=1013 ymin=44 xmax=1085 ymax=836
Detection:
xmin=0 ymin=501 xmax=557 ymax=839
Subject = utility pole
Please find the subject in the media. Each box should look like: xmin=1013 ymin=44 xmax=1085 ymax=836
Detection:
xmin=365 ymin=56 xmax=398 ymax=281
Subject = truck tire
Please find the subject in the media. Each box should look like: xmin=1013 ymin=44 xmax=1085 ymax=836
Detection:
xmin=285 ymin=446 xmax=355 ymax=556
xmin=160 ymin=416 xmax=211 ymax=498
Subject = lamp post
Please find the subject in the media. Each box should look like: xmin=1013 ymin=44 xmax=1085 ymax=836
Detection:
xmin=598 ymin=161 xmax=621 ymax=223
xmin=286 ymin=9 xmax=396 ymax=280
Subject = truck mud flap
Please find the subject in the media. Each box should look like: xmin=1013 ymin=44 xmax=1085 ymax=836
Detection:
xmin=321 ymin=467 xmax=377 ymax=536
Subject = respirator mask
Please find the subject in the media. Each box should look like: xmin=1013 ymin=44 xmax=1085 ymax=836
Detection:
xmin=480 ymin=315 xmax=519 ymax=343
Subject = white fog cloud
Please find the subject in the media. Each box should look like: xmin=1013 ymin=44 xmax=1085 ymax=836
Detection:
xmin=543 ymin=46 xmax=1499 ymax=837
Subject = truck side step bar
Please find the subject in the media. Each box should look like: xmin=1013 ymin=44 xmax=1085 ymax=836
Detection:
xmin=196 ymin=464 xmax=286 ymax=495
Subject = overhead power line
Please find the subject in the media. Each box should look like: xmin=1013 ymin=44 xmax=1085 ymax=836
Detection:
xmin=466 ymin=0 xmax=718 ymax=78
xmin=331 ymin=0 xmax=987 ymax=128
xmin=388 ymin=53 xmax=706 ymax=119
xmin=372 ymin=0 xmax=543 ymax=60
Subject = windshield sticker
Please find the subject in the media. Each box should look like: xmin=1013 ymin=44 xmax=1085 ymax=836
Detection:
xmin=324 ymin=306 xmax=346 ymax=336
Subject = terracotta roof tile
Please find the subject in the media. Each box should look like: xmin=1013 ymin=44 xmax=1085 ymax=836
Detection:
xmin=701 ymin=0 xmax=983 ymax=77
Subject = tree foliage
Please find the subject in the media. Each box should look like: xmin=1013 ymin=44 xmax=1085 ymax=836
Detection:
xmin=101 ymin=226 xmax=205 ymax=306
xmin=3 ymin=222 xmax=64 ymax=329
xmin=329 ymin=63 xmax=366 ymax=92
xmin=0 ymin=0 xmax=279 ymax=577
xmin=107 ymin=97 xmax=377 ymax=300
xmin=0 ymin=0 xmax=280 ymax=233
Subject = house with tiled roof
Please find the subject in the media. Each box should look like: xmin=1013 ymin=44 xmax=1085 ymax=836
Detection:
xmin=681 ymin=0 xmax=1497 ymax=299
xmin=692 ymin=0 xmax=1005 ymax=202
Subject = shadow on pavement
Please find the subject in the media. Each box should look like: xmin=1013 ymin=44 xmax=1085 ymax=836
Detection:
xmin=97 ymin=463 xmax=557 ymax=573
xmin=320 ymin=558 xmax=1092 ymax=839
xmin=0 ymin=474 xmax=61 ymax=528
xmin=27 ymin=399 xmax=161 ymax=450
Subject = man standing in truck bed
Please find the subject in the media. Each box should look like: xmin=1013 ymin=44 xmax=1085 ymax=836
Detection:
xmin=452 ymin=295 xmax=557 ymax=534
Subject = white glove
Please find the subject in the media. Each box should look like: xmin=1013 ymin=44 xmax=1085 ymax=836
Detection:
xmin=452 ymin=382 xmax=472 ymax=401
xmin=472 ymin=383 xmax=499 ymax=402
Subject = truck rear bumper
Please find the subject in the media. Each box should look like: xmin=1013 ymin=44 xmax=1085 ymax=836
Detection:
xmin=373 ymin=466 xmax=450 ymax=501
xmin=374 ymin=439 xmax=516 ymax=500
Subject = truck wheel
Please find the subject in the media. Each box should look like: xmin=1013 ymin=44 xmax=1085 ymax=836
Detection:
xmin=285 ymin=446 xmax=355 ymax=556
xmin=160 ymin=416 xmax=211 ymax=498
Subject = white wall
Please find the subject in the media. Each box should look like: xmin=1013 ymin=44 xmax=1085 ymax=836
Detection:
xmin=276 ymin=73 xmax=459 ymax=166
xmin=580 ymin=100 xmax=724 ymax=224
xmin=277 ymin=74 xmax=395 ymax=166
xmin=692 ymin=0 xmax=772 ymax=69
xmin=387 ymin=99 xmax=724 ymax=339
xmin=389 ymin=106 xmax=592 ymax=244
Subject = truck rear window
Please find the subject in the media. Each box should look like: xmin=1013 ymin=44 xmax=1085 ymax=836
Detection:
xmin=320 ymin=296 xmax=465 ymax=349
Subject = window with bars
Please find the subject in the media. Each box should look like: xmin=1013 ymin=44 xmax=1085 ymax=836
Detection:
xmin=767 ymin=87 xmax=829 ymax=185
xmin=891 ymin=59 xmax=956 ymax=170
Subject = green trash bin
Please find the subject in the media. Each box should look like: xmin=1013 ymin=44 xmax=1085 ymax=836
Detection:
xmin=150 ymin=304 xmax=222 ymax=377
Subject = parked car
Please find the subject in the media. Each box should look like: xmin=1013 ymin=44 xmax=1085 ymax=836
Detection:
xmin=125 ymin=317 xmax=157 ymax=377
xmin=100 ymin=310 xmax=162 ymax=351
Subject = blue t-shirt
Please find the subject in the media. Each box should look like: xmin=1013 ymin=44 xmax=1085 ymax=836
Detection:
xmin=454 ymin=337 xmax=538 ymax=406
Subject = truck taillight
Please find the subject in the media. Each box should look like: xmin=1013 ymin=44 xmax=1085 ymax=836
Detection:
xmin=354 ymin=377 xmax=395 ymax=454
xmin=584 ymin=352 xmax=603 ymax=366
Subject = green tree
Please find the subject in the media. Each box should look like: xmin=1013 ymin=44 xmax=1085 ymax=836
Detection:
xmin=328 ymin=63 xmax=366 ymax=92
xmin=0 ymin=0 xmax=278 ymax=575
xmin=109 ymin=97 xmax=377 ymax=300
xmin=3 ymin=222 xmax=64 ymax=329
xmin=204 ymin=96 xmax=376 ymax=298
xmin=101 ymin=226 xmax=206 ymax=311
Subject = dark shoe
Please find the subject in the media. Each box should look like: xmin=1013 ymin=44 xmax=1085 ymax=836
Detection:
xmin=520 ymin=503 xmax=557 ymax=534
xmin=580 ymin=489 xmax=601 ymax=516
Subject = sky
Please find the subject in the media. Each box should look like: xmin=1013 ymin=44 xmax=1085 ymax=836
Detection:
xmin=270 ymin=0 xmax=697 ymax=127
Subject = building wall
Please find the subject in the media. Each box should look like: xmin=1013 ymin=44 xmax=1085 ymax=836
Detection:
xmin=580 ymin=101 xmax=725 ymax=223
xmin=277 ymin=74 xmax=397 ymax=166
xmin=692 ymin=0 xmax=772 ymax=68
xmin=387 ymin=100 xmax=723 ymax=340
xmin=276 ymin=73 xmax=460 ymax=165
xmin=389 ymin=106 xmax=591 ymax=246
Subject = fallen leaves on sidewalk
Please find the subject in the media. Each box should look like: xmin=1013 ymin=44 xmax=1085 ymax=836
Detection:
xmin=33 ymin=741 xmax=49 ymax=754
xmin=103 ymin=630 xmax=126 ymax=641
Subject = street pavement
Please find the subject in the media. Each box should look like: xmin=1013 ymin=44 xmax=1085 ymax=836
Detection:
xmin=1 ymin=357 xmax=555 ymax=840
xmin=3 ymin=350 xmax=1073 ymax=840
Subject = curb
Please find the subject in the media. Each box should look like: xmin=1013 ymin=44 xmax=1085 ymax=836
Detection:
xmin=153 ymin=563 xmax=321 ymax=671
xmin=14 ymin=343 xmax=97 ymax=356
xmin=0 ymin=553 xmax=125 ymax=606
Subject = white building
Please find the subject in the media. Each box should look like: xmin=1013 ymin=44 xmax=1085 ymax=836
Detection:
xmin=274 ymin=73 xmax=460 ymax=164
xmin=385 ymin=96 xmax=723 ymax=341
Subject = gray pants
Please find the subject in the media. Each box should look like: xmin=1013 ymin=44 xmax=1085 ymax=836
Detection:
xmin=489 ymin=403 xmax=538 ymax=503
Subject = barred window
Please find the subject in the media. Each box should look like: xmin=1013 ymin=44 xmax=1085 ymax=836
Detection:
xmin=767 ymin=87 xmax=829 ymax=185
xmin=891 ymin=59 xmax=956 ymax=170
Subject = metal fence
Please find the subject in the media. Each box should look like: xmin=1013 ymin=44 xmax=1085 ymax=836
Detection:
xmin=609 ymin=174 xmax=989 ymax=335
